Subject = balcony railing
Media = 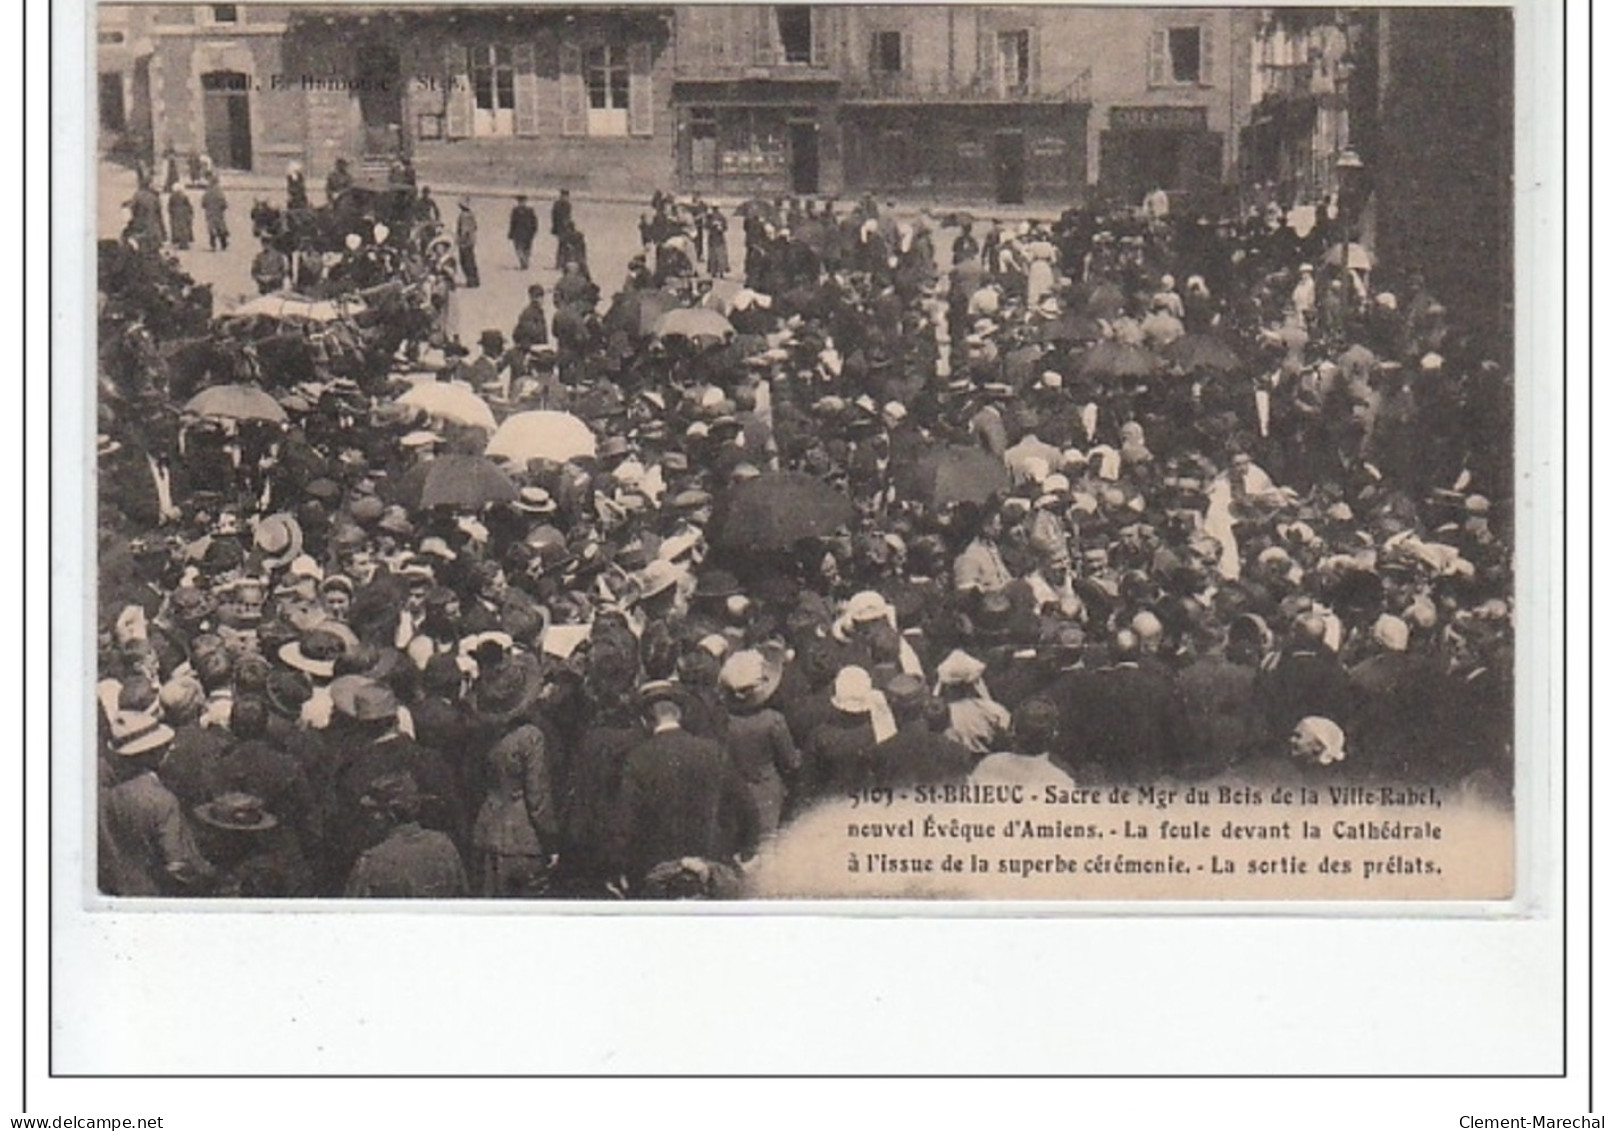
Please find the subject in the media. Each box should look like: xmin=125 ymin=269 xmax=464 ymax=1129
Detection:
xmin=841 ymin=67 xmax=1091 ymax=104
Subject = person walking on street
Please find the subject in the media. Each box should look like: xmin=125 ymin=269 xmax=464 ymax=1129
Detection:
xmin=201 ymin=176 xmax=229 ymax=251
xmin=550 ymin=188 xmax=572 ymax=269
xmin=508 ymin=194 xmax=537 ymax=270
xmin=456 ymin=198 xmax=480 ymax=289
xmin=167 ymin=187 xmax=195 ymax=251
xmin=127 ymin=179 xmax=166 ymax=248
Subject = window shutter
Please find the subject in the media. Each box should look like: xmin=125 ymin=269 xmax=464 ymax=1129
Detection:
xmin=902 ymin=30 xmax=913 ymax=78
xmin=867 ymin=30 xmax=880 ymax=75
xmin=978 ymin=22 xmax=996 ymax=94
xmin=1147 ymin=28 xmax=1168 ymax=87
xmin=754 ymin=8 xmax=775 ymax=65
xmin=1027 ymin=26 xmax=1041 ymax=95
xmin=444 ymin=43 xmax=471 ymax=139
xmin=559 ymin=42 xmax=585 ymax=137
xmin=629 ymin=41 xmax=654 ymax=137
xmin=1198 ymin=24 xmax=1214 ymax=86
xmin=513 ymin=42 xmax=539 ymax=137
xmin=810 ymin=8 xmax=829 ymax=68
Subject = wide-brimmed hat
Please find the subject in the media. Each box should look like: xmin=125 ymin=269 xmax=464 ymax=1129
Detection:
xmin=471 ymin=662 xmax=543 ymax=724
xmin=194 ymin=791 xmax=278 ymax=832
xmin=636 ymin=559 xmax=682 ymax=600
xmin=513 ymin=486 xmax=558 ymax=515
xmin=717 ymin=649 xmax=783 ymax=710
xmin=278 ymin=628 xmax=348 ymax=679
xmin=109 ymin=712 xmax=176 ymax=757
xmin=253 ymin=514 xmax=304 ymax=570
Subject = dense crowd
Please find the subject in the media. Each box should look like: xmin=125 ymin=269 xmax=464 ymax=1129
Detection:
xmin=96 ymin=164 xmax=1513 ymax=899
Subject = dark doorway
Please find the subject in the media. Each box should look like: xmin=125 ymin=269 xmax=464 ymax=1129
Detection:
xmin=993 ymin=130 xmax=1025 ymax=204
xmin=789 ymin=122 xmax=820 ymax=194
xmin=201 ymin=71 xmax=253 ymax=170
xmin=356 ymin=41 xmax=403 ymax=158
xmin=99 ymin=73 xmax=126 ymax=132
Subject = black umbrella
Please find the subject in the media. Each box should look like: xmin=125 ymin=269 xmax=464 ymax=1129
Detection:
xmin=1161 ymin=333 xmax=1246 ymax=375
xmin=897 ymin=446 xmax=1011 ymax=508
xmin=711 ymin=471 xmax=856 ymax=551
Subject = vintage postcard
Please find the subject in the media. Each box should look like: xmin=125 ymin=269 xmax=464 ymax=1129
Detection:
xmin=89 ymin=3 xmax=1518 ymax=903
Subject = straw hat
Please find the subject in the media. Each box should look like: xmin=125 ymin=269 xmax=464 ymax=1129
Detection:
xmin=718 ymin=649 xmax=783 ymax=710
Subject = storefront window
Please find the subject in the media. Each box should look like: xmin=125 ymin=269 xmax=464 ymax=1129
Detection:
xmin=718 ymin=109 xmax=786 ymax=175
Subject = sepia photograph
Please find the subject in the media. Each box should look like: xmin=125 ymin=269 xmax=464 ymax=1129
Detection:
xmin=89 ymin=3 xmax=1518 ymax=904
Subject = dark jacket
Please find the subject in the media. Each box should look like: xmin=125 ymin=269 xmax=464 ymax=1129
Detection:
xmin=508 ymin=204 xmax=538 ymax=246
xmin=613 ymin=726 xmax=758 ymax=881
xmin=872 ymin=722 xmax=973 ymax=790
xmin=1256 ymin=648 xmax=1356 ymax=744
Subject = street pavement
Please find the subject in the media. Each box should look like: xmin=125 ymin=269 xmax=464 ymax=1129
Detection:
xmin=98 ymin=159 xmax=1062 ymax=343
xmin=100 ymin=162 xmax=662 ymax=348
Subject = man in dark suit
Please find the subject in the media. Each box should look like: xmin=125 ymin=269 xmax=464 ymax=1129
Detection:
xmin=1256 ymin=613 xmax=1356 ymax=748
xmin=872 ymin=674 xmax=973 ymax=790
xmin=550 ymin=189 xmax=573 ymax=269
xmin=508 ymin=194 xmax=538 ymax=270
xmin=1059 ymin=630 xmax=1180 ymax=783
xmin=612 ymin=682 xmax=758 ymax=892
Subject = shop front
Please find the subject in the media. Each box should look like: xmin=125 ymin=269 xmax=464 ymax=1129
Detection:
xmin=839 ymin=103 xmax=1088 ymax=206
xmin=1097 ymin=104 xmax=1226 ymax=213
xmin=674 ymin=80 xmax=841 ymax=197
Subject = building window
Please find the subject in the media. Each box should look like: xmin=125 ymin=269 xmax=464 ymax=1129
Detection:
xmin=872 ymin=30 xmax=902 ymax=75
xmin=585 ymin=45 xmax=630 ymax=136
xmin=471 ymin=45 xmax=516 ymax=137
xmin=776 ymin=7 xmax=813 ymax=65
xmin=586 ymin=45 xmax=629 ymax=110
xmin=1168 ymin=27 xmax=1203 ymax=84
xmin=208 ymin=5 xmax=239 ymax=24
xmin=997 ymin=30 xmax=1030 ymax=96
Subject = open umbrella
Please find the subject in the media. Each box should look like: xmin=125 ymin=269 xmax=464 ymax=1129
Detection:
xmin=396 ymin=382 xmax=498 ymax=433
xmin=604 ymin=289 xmax=679 ymax=339
xmin=653 ymin=307 xmax=735 ymax=342
xmin=1038 ymin=312 xmax=1105 ymax=344
xmin=711 ymin=470 xmax=856 ymax=551
xmin=1077 ymin=340 xmax=1160 ymax=381
xmin=1084 ymin=282 xmax=1128 ymax=320
xmin=1161 ymin=333 xmax=1245 ymax=375
xmin=485 ymin=411 xmax=597 ymax=465
xmin=230 ymin=294 xmax=364 ymax=322
xmin=700 ymin=278 xmax=745 ymax=315
xmin=897 ymin=446 xmax=1012 ymax=508
xmin=418 ymin=454 xmax=519 ymax=510
xmin=183 ymin=383 xmax=288 ymax=424
xmin=1323 ymin=242 xmax=1376 ymax=272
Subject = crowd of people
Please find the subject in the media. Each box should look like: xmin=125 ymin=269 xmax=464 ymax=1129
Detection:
xmin=97 ymin=162 xmax=1514 ymax=900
